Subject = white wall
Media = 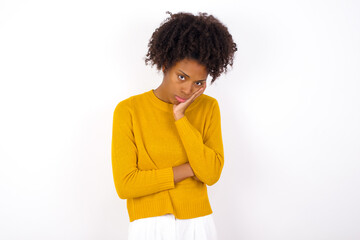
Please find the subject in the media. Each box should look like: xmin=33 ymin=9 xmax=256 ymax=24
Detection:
xmin=1 ymin=0 xmax=359 ymax=239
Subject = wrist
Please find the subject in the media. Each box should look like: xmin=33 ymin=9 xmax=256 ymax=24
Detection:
xmin=172 ymin=163 xmax=194 ymax=184
xmin=173 ymin=111 xmax=185 ymax=121
xmin=186 ymin=162 xmax=195 ymax=177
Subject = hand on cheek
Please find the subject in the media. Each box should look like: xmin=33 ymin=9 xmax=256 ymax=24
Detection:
xmin=173 ymin=84 xmax=206 ymax=120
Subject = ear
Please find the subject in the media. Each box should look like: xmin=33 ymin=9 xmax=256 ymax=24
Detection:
xmin=162 ymin=61 xmax=168 ymax=73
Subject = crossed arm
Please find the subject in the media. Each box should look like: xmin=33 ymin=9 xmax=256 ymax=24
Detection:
xmin=111 ymin=99 xmax=223 ymax=199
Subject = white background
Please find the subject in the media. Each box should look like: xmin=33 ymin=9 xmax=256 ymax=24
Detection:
xmin=1 ymin=0 xmax=359 ymax=239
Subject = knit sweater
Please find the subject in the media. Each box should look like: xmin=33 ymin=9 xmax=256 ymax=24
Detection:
xmin=111 ymin=89 xmax=224 ymax=222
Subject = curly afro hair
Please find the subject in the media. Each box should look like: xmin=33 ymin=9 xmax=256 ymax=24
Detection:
xmin=145 ymin=11 xmax=237 ymax=85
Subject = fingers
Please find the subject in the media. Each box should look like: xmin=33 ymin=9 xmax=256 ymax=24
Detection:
xmin=188 ymin=91 xmax=201 ymax=104
xmin=180 ymin=85 xmax=206 ymax=107
xmin=193 ymin=175 xmax=202 ymax=182
xmin=191 ymin=87 xmax=205 ymax=100
xmin=195 ymin=87 xmax=205 ymax=98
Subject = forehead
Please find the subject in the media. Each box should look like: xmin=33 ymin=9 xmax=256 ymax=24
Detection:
xmin=173 ymin=58 xmax=208 ymax=75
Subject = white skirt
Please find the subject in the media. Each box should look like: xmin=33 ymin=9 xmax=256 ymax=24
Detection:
xmin=128 ymin=213 xmax=218 ymax=240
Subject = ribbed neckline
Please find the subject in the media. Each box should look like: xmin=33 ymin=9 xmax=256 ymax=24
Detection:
xmin=146 ymin=89 xmax=202 ymax=112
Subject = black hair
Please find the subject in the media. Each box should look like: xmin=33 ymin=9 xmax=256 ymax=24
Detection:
xmin=145 ymin=11 xmax=237 ymax=84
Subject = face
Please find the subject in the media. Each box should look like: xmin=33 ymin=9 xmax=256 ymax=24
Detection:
xmin=154 ymin=58 xmax=208 ymax=104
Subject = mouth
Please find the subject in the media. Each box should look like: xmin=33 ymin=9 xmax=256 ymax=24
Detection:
xmin=175 ymin=95 xmax=187 ymax=103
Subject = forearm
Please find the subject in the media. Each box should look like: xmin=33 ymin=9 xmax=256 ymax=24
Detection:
xmin=172 ymin=162 xmax=194 ymax=184
xmin=113 ymin=167 xmax=176 ymax=199
xmin=174 ymin=107 xmax=224 ymax=186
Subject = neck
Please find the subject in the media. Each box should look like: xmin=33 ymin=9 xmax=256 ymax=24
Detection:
xmin=153 ymin=86 xmax=171 ymax=104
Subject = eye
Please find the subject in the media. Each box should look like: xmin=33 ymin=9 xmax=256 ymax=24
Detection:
xmin=178 ymin=75 xmax=185 ymax=80
xmin=195 ymin=82 xmax=203 ymax=86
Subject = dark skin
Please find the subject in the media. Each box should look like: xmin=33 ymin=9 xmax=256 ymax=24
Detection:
xmin=153 ymin=58 xmax=208 ymax=184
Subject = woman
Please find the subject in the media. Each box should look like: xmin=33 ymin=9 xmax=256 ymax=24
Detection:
xmin=111 ymin=11 xmax=237 ymax=239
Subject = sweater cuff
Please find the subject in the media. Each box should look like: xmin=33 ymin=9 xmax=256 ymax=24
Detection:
xmin=158 ymin=167 xmax=175 ymax=190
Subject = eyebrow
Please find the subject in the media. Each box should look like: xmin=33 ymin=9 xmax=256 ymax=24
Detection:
xmin=178 ymin=69 xmax=207 ymax=82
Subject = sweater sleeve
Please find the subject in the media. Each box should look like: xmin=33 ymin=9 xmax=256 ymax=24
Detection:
xmin=111 ymin=100 xmax=175 ymax=199
xmin=174 ymin=99 xmax=224 ymax=186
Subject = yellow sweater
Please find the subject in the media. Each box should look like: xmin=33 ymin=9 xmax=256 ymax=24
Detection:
xmin=111 ymin=89 xmax=224 ymax=222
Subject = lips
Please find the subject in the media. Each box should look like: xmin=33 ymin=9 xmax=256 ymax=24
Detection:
xmin=175 ymin=95 xmax=188 ymax=103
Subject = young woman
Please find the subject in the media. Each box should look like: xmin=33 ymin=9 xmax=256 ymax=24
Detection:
xmin=111 ymin=11 xmax=237 ymax=240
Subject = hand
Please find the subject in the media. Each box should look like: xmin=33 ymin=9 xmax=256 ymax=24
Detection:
xmin=173 ymin=83 xmax=206 ymax=120
xmin=187 ymin=162 xmax=202 ymax=182
xmin=193 ymin=175 xmax=202 ymax=182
